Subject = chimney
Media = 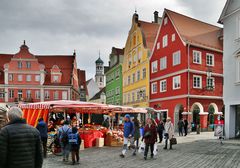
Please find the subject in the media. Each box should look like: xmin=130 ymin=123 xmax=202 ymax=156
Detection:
xmin=154 ymin=11 xmax=159 ymax=23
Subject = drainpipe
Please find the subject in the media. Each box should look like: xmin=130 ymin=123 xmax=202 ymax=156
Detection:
xmin=187 ymin=43 xmax=190 ymax=120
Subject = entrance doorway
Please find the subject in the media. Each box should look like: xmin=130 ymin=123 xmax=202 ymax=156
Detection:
xmin=208 ymin=105 xmax=215 ymax=131
xmin=174 ymin=104 xmax=184 ymax=131
xmin=192 ymin=106 xmax=200 ymax=132
xmin=160 ymin=110 xmax=168 ymax=122
xmin=236 ymin=106 xmax=240 ymax=138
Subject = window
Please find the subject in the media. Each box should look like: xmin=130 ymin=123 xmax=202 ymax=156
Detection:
xmin=193 ymin=50 xmax=202 ymax=64
xmin=193 ymin=75 xmax=202 ymax=88
xmin=54 ymin=91 xmax=59 ymax=100
xmin=132 ymin=73 xmax=135 ymax=83
xmin=18 ymin=75 xmax=23 ymax=81
xmin=142 ymin=68 xmax=146 ymax=79
xmin=173 ymin=76 xmax=181 ymax=89
xmin=116 ymin=70 xmax=120 ymax=78
xmin=160 ymin=57 xmax=167 ymax=70
xmin=35 ymin=75 xmax=40 ymax=82
xmin=138 ymin=50 xmax=143 ymax=60
xmin=18 ymin=90 xmax=23 ymax=100
xmin=162 ymin=35 xmax=168 ymax=48
xmin=133 ymin=52 xmax=137 ymax=63
xmin=128 ymin=93 xmax=130 ymax=103
xmin=44 ymin=91 xmax=50 ymax=99
xmin=157 ymin=42 xmax=160 ymax=50
xmin=164 ymin=17 xmax=168 ymax=25
xmin=100 ymin=77 xmax=103 ymax=82
xmin=0 ymin=89 xmax=4 ymax=99
xmin=160 ymin=80 xmax=167 ymax=92
xmin=172 ymin=34 xmax=175 ymax=42
xmin=151 ymin=60 xmax=158 ymax=73
xmin=173 ymin=50 xmax=181 ymax=66
xmin=132 ymin=92 xmax=135 ymax=102
xmin=137 ymin=71 xmax=140 ymax=81
xmin=9 ymin=90 xmax=14 ymax=99
xmin=35 ymin=90 xmax=40 ymax=99
xmin=207 ymin=77 xmax=215 ymax=88
xmin=206 ymin=53 xmax=214 ymax=66
xmin=116 ymin=87 xmax=120 ymax=95
xmin=8 ymin=74 xmax=13 ymax=81
xmin=128 ymin=75 xmax=131 ymax=85
xmin=26 ymin=90 xmax=31 ymax=99
xmin=26 ymin=75 xmax=31 ymax=82
xmin=26 ymin=61 xmax=31 ymax=69
xmin=18 ymin=61 xmax=22 ymax=69
xmin=151 ymin=82 xmax=157 ymax=94
xmin=53 ymin=75 xmax=59 ymax=83
xmin=62 ymin=91 xmax=68 ymax=100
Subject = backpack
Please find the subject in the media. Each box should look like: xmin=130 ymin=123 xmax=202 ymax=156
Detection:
xmin=61 ymin=128 xmax=70 ymax=145
xmin=68 ymin=133 xmax=79 ymax=145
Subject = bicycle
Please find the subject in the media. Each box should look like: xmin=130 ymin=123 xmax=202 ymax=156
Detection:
xmin=47 ymin=133 xmax=62 ymax=156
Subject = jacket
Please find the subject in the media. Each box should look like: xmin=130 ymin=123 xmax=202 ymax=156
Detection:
xmin=144 ymin=124 xmax=157 ymax=144
xmin=123 ymin=121 xmax=134 ymax=138
xmin=0 ymin=118 xmax=43 ymax=168
xmin=36 ymin=120 xmax=48 ymax=138
xmin=165 ymin=121 xmax=174 ymax=140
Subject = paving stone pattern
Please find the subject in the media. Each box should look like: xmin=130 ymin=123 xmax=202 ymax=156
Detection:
xmin=43 ymin=132 xmax=240 ymax=168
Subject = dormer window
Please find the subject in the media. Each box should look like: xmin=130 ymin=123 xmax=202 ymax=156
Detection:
xmin=53 ymin=75 xmax=59 ymax=83
xmin=18 ymin=61 xmax=22 ymax=69
xmin=50 ymin=65 xmax=62 ymax=84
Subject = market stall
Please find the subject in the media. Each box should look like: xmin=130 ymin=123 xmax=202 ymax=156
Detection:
xmin=19 ymin=100 xmax=147 ymax=148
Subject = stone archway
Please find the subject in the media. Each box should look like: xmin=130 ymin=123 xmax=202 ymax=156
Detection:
xmin=174 ymin=104 xmax=184 ymax=132
xmin=208 ymin=103 xmax=219 ymax=131
xmin=190 ymin=102 xmax=204 ymax=131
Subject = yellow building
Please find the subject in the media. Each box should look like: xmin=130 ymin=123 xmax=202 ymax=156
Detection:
xmin=122 ymin=12 xmax=160 ymax=108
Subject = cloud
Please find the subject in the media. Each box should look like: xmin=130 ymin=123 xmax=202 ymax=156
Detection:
xmin=0 ymin=0 xmax=226 ymax=80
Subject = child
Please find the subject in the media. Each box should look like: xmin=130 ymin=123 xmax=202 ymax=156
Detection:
xmin=68 ymin=127 xmax=81 ymax=165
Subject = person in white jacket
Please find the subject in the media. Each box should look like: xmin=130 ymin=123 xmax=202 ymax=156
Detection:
xmin=164 ymin=117 xmax=174 ymax=150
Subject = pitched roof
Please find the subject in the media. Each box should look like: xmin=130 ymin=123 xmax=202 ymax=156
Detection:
xmin=89 ymin=87 xmax=105 ymax=101
xmin=165 ymin=9 xmax=223 ymax=51
xmin=139 ymin=20 xmax=160 ymax=51
xmin=112 ymin=47 xmax=124 ymax=55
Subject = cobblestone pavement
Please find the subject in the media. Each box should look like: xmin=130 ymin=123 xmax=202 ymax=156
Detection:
xmin=43 ymin=132 xmax=240 ymax=168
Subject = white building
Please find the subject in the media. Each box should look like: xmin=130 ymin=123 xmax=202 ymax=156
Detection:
xmin=219 ymin=0 xmax=240 ymax=139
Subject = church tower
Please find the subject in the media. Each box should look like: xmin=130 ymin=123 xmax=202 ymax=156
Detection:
xmin=95 ymin=54 xmax=105 ymax=89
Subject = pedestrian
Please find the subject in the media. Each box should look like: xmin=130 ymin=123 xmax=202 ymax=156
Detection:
xmin=120 ymin=114 xmax=134 ymax=158
xmin=132 ymin=117 xmax=140 ymax=155
xmin=177 ymin=118 xmax=184 ymax=136
xmin=164 ymin=117 xmax=174 ymax=150
xmin=184 ymin=119 xmax=189 ymax=136
xmin=143 ymin=118 xmax=157 ymax=160
xmin=68 ymin=127 xmax=81 ymax=165
xmin=58 ymin=120 xmax=72 ymax=162
xmin=0 ymin=107 xmax=43 ymax=168
xmin=36 ymin=117 xmax=48 ymax=158
xmin=157 ymin=120 xmax=164 ymax=143
xmin=102 ymin=118 xmax=110 ymax=129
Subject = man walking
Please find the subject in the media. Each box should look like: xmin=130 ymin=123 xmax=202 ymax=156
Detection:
xmin=184 ymin=119 xmax=189 ymax=136
xmin=58 ymin=120 xmax=72 ymax=162
xmin=178 ymin=118 xmax=184 ymax=136
xmin=36 ymin=118 xmax=48 ymax=158
xmin=120 ymin=114 xmax=134 ymax=158
xmin=0 ymin=107 xmax=43 ymax=168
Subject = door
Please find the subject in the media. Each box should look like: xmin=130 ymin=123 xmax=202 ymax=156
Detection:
xmin=236 ymin=106 xmax=240 ymax=138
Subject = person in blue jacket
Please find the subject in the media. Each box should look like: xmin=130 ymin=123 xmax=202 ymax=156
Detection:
xmin=120 ymin=114 xmax=134 ymax=158
xmin=36 ymin=117 xmax=48 ymax=158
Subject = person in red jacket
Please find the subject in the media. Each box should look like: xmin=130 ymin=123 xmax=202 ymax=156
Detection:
xmin=143 ymin=118 xmax=157 ymax=160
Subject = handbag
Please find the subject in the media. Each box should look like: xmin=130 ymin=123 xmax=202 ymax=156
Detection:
xmin=144 ymin=131 xmax=152 ymax=138
xmin=170 ymin=137 xmax=177 ymax=145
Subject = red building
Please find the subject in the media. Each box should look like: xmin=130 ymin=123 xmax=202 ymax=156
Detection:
xmin=0 ymin=41 xmax=80 ymax=105
xmin=149 ymin=9 xmax=223 ymax=131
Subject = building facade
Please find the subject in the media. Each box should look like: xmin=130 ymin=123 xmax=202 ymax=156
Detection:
xmin=105 ymin=47 xmax=124 ymax=105
xmin=122 ymin=12 xmax=160 ymax=108
xmin=219 ymin=0 xmax=240 ymax=138
xmin=77 ymin=69 xmax=87 ymax=101
xmin=150 ymin=9 xmax=224 ymax=131
xmin=0 ymin=42 xmax=80 ymax=105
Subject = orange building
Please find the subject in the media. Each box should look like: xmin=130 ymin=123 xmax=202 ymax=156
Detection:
xmin=0 ymin=41 xmax=80 ymax=105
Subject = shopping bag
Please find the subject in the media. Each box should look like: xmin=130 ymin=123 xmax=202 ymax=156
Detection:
xmin=138 ymin=142 xmax=145 ymax=154
xmin=153 ymin=143 xmax=158 ymax=156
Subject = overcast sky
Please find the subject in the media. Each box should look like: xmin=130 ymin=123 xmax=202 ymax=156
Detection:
xmin=0 ymin=0 xmax=226 ymax=80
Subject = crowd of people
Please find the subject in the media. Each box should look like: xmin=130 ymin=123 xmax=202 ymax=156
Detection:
xmin=119 ymin=114 xmax=188 ymax=160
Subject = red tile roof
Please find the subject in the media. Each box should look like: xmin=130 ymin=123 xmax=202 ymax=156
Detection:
xmin=165 ymin=9 xmax=223 ymax=51
xmin=139 ymin=20 xmax=160 ymax=51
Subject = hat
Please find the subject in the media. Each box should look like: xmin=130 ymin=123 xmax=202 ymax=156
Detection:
xmin=125 ymin=114 xmax=130 ymax=119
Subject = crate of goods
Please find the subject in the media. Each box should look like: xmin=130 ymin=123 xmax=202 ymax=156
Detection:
xmin=96 ymin=138 xmax=104 ymax=147
xmin=80 ymin=140 xmax=84 ymax=151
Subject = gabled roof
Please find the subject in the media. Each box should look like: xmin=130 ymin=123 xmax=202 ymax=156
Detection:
xmin=89 ymin=87 xmax=105 ymax=101
xmin=218 ymin=0 xmax=240 ymax=23
xmin=139 ymin=20 xmax=160 ymax=51
xmin=165 ymin=9 xmax=223 ymax=51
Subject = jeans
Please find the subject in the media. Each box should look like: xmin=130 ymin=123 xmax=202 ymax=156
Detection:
xmin=122 ymin=137 xmax=135 ymax=155
xmin=179 ymin=128 xmax=183 ymax=136
xmin=71 ymin=145 xmax=80 ymax=163
xmin=184 ymin=127 xmax=188 ymax=136
xmin=164 ymin=133 xmax=172 ymax=149
xmin=144 ymin=143 xmax=154 ymax=157
xmin=61 ymin=143 xmax=70 ymax=160
xmin=158 ymin=131 xmax=163 ymax=142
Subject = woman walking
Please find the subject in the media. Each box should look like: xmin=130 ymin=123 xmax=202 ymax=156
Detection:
xmin=143 ymin=118 xmax=157 ymax=160
xmin=164 ymin=117 xmax=174 ymax=150
xmin=132 ymin=117 xmax=140 ymax=155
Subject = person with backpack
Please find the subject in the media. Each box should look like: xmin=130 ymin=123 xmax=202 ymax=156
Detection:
xmin=58 ymin=120 xmax=72 ymax=162
xmin=68 ymin=127 xmax=81 ymax=165
xmin=119 ymin=114 xmax=134 ymax=158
